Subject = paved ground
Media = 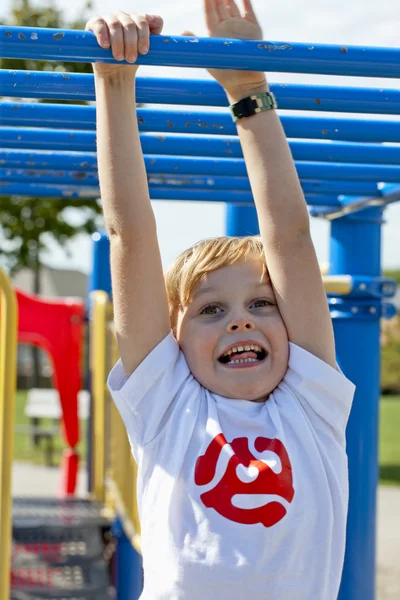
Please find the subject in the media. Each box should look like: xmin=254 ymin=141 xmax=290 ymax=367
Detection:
xmin=11 ymin=462 xmax=400 ymax=599
xmin=376 ymin=486 xmax=400 ymax=599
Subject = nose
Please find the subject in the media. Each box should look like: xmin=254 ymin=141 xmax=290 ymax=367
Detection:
xmin=227 ymin=314 xmax=255 ymax=332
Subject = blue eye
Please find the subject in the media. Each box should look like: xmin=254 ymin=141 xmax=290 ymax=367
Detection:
xmin=200 ymin=304 xmax=222 ymax=315
xmin=252 ymin=299 xmax=271 ymax=308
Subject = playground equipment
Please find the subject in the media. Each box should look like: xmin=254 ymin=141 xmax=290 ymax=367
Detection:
xmin=0 ymin=23 xmax=399 ymax=600
xmin=15 ymin=289 xmax=85 ymax=491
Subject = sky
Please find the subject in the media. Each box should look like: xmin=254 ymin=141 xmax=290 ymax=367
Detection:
xmin=2 ymin=0 xmax=400 ymax=273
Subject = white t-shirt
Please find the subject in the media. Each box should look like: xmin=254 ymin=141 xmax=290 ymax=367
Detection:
xmin=108 ymin=332 xmax=355 ymax=600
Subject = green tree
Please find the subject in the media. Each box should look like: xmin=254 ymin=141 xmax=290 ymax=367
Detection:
xmin=0 ymin=0 xmax=103 ymax=289
xmin=0 ymin=0 xmax=103 ymax=390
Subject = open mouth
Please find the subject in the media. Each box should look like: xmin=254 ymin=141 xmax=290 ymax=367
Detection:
xmin=218 ymin=344 xmax=267 ymax=366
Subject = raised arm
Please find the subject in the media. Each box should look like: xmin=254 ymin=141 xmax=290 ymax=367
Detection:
xmin=86 ymin=12 xmax=170 ymax=377
xmin=204 ymin=0 xmax=336 ymax=368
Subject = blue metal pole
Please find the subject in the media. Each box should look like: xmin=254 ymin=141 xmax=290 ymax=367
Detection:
xmin=89 ymin=231 xmax=112 ymax=296
xmin=3 ymin=123 xmax=400 ymax=165
xmin=226 ymin=205 xmax=259 ymax=236
xmin=2 ymin=70 xmax=400 ymax=114
xmin=0 ymin=181 xmax=339 ymax=206
xmin=2 ymin=151 xmax=400 ymax=181
xmin=112 ymin=518 xmax=143 ymax=600
xmin=3 ymin=27 xmax=400 ymax=78
xmin=0 ymin=168 xmax=384 ymax=197
xmin=3 ymin=101 xmax=400 ymax=143
xmin=329 ymin=207 xmax=384 ymax=600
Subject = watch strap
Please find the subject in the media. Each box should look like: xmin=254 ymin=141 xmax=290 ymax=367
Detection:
xmin=229 ymin=91 xmax=278 ymax=122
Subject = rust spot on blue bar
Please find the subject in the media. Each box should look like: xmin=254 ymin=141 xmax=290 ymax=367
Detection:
xmin=72 ymin=172 xmax=87 ymax=180
xmin=167 ymin=120 xmax=174 ymax=128
xmin=257 ymin=43 xmax=292 ymax=51
xmin=316 ymin=98 xmax=321 ymax=104
xmin=53 ymin=32 xmax=65 ymax=40
xmin=340 ymin=47 xmax=348 ymax=53
xmin=156 ymin=135 xmax=166 ymax=142
xmin=18 ymin=32 xmax=26 ymax=40
xmin=61 ymin=73 xmax=70 ymax=80
xmin=5 ymin=31 xmax=12 ymax=38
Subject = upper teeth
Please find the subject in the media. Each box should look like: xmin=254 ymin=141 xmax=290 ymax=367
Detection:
xmin=222 ymin=344 xmax=263 ymax=358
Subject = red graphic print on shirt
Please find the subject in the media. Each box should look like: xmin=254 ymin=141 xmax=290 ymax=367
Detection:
xmin=194 ymin=434 xmax=295 ymax=527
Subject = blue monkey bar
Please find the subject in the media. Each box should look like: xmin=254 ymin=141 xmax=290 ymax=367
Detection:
xmin=2 ymin=150 xmax=400 ymax=181
xmin=2 ymin=70 xmax=400 ymax=114
xmin=1 ymin=167 xmax=390 ymax=198
xmin=0 ymin=182 xmax=334 ymax=204
xmin=2 ymin=26 xmax=400 ymax=77
xmin=2 ymin=181 xmax=398 ymax=221
xmin=3 ymin=102 xmax=400 ymax=142
xmin=2 ymin=125 xmax=400 ymax=166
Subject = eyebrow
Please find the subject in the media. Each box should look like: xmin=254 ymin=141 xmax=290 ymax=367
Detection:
xmin=192 ymin=282 xmax=271 ymax=300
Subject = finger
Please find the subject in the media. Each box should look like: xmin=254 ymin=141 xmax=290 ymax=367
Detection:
xmin=117 ymin=12 xmax=140 ymax=62
xmin=102 ymin=14 xmax=125 ymax=61
xmin=145 ymin=14 xmax=164 ymax=35
xmin=134 ymin=14 xmax=151 ymax=55
xmin=85 ymin=17 xmax=110 ymax=48
xmin=215 ymin=0 xmax=230 ymax=19
xmin=242 ymin=0 xmax=257 ymax=21
xmin=225 ymin=0 xmax=241 ymax=18
xmin=204 ymin=0 xmax=220 ymax=28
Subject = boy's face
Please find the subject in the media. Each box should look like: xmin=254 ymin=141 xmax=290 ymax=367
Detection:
xmin=176 ymin=256 xmax=289 ymax=402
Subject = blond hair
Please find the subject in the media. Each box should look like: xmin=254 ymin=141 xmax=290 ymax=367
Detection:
xmin=165 ymin=235 xmax=268 ymax=332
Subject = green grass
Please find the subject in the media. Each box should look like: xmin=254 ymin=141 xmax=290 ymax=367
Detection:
xmin=13 ymin=390 xmax=87 ymax=466
xmin=12 ymin=391 xmax=400 ymax=486
xmin=379 ymin=395 xmax=400 ymax=486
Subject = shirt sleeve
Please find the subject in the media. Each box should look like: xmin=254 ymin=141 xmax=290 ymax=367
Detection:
xmin=282 ymin=342 xmax=356 ymax=437
xmin=107 ymin=331 xmax=194 ymax=458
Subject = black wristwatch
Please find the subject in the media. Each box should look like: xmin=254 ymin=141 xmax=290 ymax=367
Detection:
xmin=229 ymin=91 xmax=278 ymax=122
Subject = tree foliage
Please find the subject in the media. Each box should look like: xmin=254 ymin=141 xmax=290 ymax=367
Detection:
xmin=0 ymin=0 xmax=103 ymax=279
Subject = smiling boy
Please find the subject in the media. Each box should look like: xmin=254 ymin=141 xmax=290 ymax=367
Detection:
xmin=87 ymin=0 xmax=356 ymax=598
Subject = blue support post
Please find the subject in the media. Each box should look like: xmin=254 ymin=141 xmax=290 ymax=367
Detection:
xmin=112 ymin=518 xmax=143 ymax=600
xmin=89 ymin=232 xmax=112 ymax=297
xmin=226 ymin=205 xmax=259 ymax=237
xmin=329 ymin=207 xmax=384 ymax=600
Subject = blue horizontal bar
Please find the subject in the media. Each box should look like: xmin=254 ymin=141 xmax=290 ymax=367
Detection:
xmin=0 ymin=149 xmax=97 ymax=170
xmin=2 ymin=149 xmax=399 ymax=182
xmin=2 ymin=71 xmax=400 ymax=114
xmin=3 ymin=102 xmax=400 ymax=143
xmin=338 ymin=276 xmax=397 ymax=299
xmin=0 ymin=182 xmax=100 ymax=199
xmin=2 ymin=27 xmax=400 ymax=78
xmin=309 ymin=185 xmax=400 ymax=218
xmin=0 ymin=167 xmax=381 ymax=197
xmin=3 ymin=126 xmax=400 ymax=166
xmin=0 ymin=181 xmax=338 ymax=206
